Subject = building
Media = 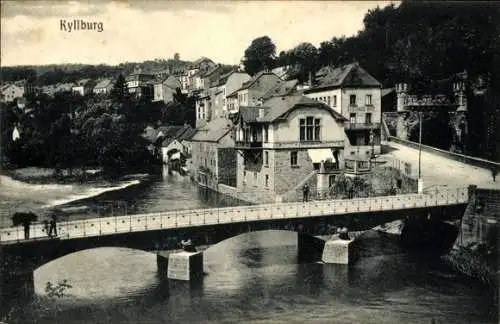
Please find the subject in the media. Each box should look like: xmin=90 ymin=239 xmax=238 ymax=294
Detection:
xmin=226 ymin=71 xmax=283 ymax=115
xmin=187 ymin=57 xmax=216 ymax=91
xmin=304 ymin=62 xmax=382 ymax=160
xmin=189 ymin=118 xmax=236 ymax=189
xmin=195 ymin=90 xmax=213 ymax=128
xmin=93 ymin=79 xmax=114 ymax=95
xmin=218 ymin=70 xmax=251 ymax=115
xmin=1 ymin=84 xmax=24 ymax=102
xmin=153 ymin=75 xmax=182 ymax=103
xmin=234 ymin=95 xmax=347 ymax=202
xmin=55 ymin=83 xmax=74 ymax=94
xmin=394 ymin=71 xmax=469 ymax=154
xmin=159 ymin=125 xmax=194 ymax=163
xmin=126 ymin=73 xmax=156 ymax=94
xmin=72 ymin=79 xmax=96 ymax=96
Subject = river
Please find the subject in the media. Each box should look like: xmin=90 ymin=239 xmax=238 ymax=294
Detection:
xmin=1 ymin=169 xmax=498 ymax=323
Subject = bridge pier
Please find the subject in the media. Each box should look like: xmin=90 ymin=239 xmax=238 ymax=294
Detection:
xmin=157 ymin=250 xmax=204 ymax=281
xmin=322 ymin=239 xmax=359 ymax=265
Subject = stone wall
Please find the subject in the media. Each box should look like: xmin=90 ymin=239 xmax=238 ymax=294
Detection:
xmin=274 ymin=149 xmax=315 ymax=195
xmin=388 ymin=136 xmax=500 ymax=169
xmin=218 ymin=148 xmax=237 ymax=187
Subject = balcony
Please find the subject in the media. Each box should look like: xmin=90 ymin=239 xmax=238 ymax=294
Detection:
xmin=345 ymin=122 xmax=381 ymax=130
xmin=263 ymin=140 xmax=344 ymax=149
xmin=235 ymin=140 xmax=263 ymax=149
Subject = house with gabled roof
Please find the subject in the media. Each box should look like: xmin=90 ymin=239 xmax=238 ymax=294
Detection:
xmin=234 ymin=94 xmax=347 ymax=202
xmin=188 ymin=118 xmax=237 ymax=189
xmin=304 ymin=62 xmax=383 ymax=160
xmin=153 ymin=75 xmax=181 ymax=103
xmin=93 ymin=78 xmax=114 ymax=95
xmin=225 ymin=71 xmax=282 ymax=115
xmin=160 ymin=124 xmax=194 ymax=163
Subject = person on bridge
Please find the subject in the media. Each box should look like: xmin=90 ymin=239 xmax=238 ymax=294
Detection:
xmin=302 ymin=184 xmax=310 ymax=202
xmin=48 ymin=213 xmax=58 ymax=237
xmin=22 ymin=218 xmax=31 ymax=240
xmin=492 ymin=167 xmax=497 ymax=182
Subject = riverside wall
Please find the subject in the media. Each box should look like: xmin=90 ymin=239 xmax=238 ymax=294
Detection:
xmin=442 ymin=186 xmax=499 ymax=296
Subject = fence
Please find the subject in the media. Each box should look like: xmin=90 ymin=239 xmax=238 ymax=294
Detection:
xmin=0 ymin=187 xmax=469 ymax=244
xmin=388 ymin=136 xmax=500 ymax=171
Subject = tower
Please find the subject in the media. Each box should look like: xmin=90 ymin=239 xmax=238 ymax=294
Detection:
xmin=395 ymin=82 xmax=411 ymax=140
xmin=452 ymin=77 xmax=468 ymax=153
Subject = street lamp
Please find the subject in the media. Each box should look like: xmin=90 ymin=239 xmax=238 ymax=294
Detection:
xmin=418 ymin=111 xmax=423 ymax=193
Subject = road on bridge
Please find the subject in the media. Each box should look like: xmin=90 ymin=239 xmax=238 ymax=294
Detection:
xmin=384 ymin=142 xmax=500 ymax=190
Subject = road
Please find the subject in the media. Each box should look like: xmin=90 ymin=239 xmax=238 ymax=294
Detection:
xmin=383 ymin=142 xmax=500 ymax=190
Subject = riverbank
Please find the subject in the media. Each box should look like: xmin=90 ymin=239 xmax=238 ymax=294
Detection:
xmin=2 ymin=167 xmax=106 ymax=185
xmin=0 ymin=170 xmax=152 ymax=227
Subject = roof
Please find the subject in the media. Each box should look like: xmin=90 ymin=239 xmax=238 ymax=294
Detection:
xmin=179 ymin=127 xmax=197 ymax=141
xmin=190 ymin=118 xmax=233 ymax=143
xmin=189 ymin=57 xmax=215 ymax=69
xmin=382 ymin=88 xmax=395 ymax=97
xmin=160 ymin=125 xmax=193 ymax=146
xmin=75 ymin=79 xmax=91 ymax=86
xmin=261 ymin=79 xmax=299 ymax=99
xmin=226 ymin=71 xmax=280 ymax=97
xmin=201 ymin=65 xmax=221 ymax=78
xmin=143 ymin=125 xmax=189 ymax=144
xmin=306 ymin=63 xmax=381 ymax=93
xmin=239 ymin=95 xmax=347 ymax=123
xmin=94 ymin=79 xmax=112 ymax=89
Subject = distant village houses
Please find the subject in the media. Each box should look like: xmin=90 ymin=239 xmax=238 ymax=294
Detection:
xmin=153 ymin=75 xmax=181 ymax=104
xmin=1 ymin=83 xmax=24 ymax=102
xmin=93 ymin=78 xmax=114 ymax=95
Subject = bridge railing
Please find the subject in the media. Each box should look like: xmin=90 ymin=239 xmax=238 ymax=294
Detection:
xmin=0 ymin=187 xmax=469 ymax=243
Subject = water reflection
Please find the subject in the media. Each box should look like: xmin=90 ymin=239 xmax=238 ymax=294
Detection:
xmin=3 ymin=176 xmax=497 ymax=324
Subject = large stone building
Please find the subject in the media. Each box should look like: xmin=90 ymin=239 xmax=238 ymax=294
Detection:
xmin=234 ymin=95 xmax=347 ymax=202
xmin=189 ymin=118 xmax=237 ymax=190
xmin=304 ymin=62 xmax=382 ymax=161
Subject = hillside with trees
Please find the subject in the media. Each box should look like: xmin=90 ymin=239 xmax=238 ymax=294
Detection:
xmin=243 ymin=1 xmax=498 ymax=161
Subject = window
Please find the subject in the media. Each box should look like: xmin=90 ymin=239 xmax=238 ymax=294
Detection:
xmin=327 ymin=96 xmax=331 ymax=106
xmin=263 ymin=125 xmax=269 ymax=142
xmin=350 ymin=94 xmax=356 ymax=106
xmin=265 ymin=175 xmax=269 ymax=187
xmin=332 ymin=95 xmax=337 ymax=107
xmin=366 ymin=113 xmax=372 ymax=124
xmin=350 ymin=113 xmax=356 ymax=124
xmin=290 ymin=151 xmax=298 ymax=166
xmin=329 ymin=175 xmax=336 ymax=188
xmin=365 ymin=94 xmax=372 ymax=105
xmin=299 ymin=117 xmax=321 ymax=141
xmin=264 ymin=151 xmax=269 ymax=166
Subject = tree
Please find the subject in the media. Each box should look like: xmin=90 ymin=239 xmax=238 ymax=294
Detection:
xmin=174 ymin=53 xmax=180 ymax=60
xmin=290 ymin=42 xmax=318 ymax=83
xmin=243 ymin=36 xmax=276 ymax=76
xmin=110 ymin=74 xmax=128 ymax=103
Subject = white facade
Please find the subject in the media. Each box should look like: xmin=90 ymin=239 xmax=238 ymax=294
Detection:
xmin=1 ymin=84 xmax=24 ymax=102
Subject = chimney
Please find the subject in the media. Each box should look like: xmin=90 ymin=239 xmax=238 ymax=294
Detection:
xmin=308 ymin=71 xmax=314 ymax=87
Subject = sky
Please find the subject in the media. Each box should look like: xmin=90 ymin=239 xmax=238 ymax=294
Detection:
xmin=1 ymin=0 xmax=398 ymax=67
